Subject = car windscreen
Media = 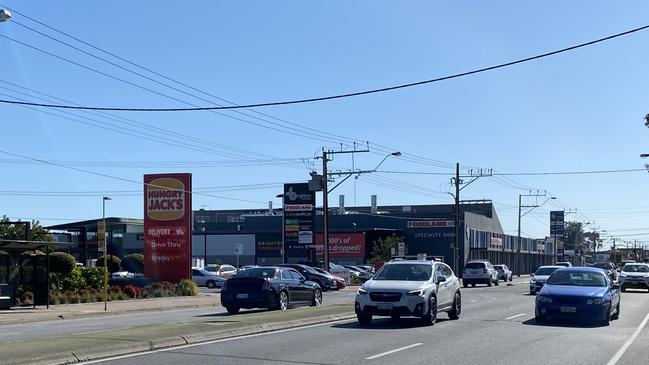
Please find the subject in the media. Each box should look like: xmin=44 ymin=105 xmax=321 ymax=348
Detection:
xmin=300 ymin=265 xmax=320 ymax=274
xmin=622 ymin=265 xmax=649 ymax=273
xmin=535 ymin=267 xmax=559 ymax=276
xmin=546 ymin=270 xmax=607 ymax=287
xmin=494 ymin=265 xmax=502 ymax=270
xmin=373 ymin=264 xmax=432 ymax=281
xmin=234 ymin=268 xmax=276 ymax=279
xmin=465 ymin=262 xmax=485 ymax=269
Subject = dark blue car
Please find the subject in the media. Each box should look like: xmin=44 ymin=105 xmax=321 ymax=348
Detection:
xmin=535 ymin=267 xmax=620 ymax=325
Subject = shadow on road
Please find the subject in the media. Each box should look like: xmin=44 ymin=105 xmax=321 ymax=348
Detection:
xmin=194 ymin=308 xmax=268 ymax=318
xmin=521 ymin=318 xmax=608 ymax=328
xmin=332 ymin=317 xmax=452 ymax=330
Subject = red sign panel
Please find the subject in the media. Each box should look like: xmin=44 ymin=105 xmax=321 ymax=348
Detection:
xmin=315 ymin=233 xmax=365 ymax=258
xmin=144 ymin=173 xmax=192 ymax=282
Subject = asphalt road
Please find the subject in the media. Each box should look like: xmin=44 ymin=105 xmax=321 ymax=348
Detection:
xmin=89 ymin=283 xmax=649 ymax=365
xmin=0 ymin=289 xmax=355 ymax=344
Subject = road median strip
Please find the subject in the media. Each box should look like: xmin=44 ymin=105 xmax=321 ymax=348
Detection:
xmin=0 ymin=304 xmax=355 ymax=365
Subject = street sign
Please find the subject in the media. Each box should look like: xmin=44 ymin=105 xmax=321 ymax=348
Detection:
xmin=234 ymin=243 xmax=242 ymax=256
xmin=97 ymin=222 xmax=106 ymax=252
xmin=398 ymin=242 xmax=405 ymax=256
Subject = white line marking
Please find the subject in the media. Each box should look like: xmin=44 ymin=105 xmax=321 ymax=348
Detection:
xmin=0 ymin=332 xmax=18 ymax=336
xmin=365 ymin=343 xmax=422 ymax=360
xmin=80 ymin=318 xmax=355 ymax=364
xmin=504 ymin=313 xmax=526 ymax=320
xmin=606 ymin=309 xmax=649 ymax=365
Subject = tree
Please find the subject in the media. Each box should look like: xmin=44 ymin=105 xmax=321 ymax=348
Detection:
xmin=370 ymin=234 xmax=405 ymax=263
xmin=96 ymin=255 xmax=121 ymax=273
xmin=49 ymin=252 xmax=76 ymax=275
xmin=565 ymin=221 xmax=585 ymax=252
xmin=0 ymin=215 xmax=54 ymax=249
xmin=122 ymin=253 xmax=144 ymax=273
xmin=583 ymin=231 xmax=602 ymax=254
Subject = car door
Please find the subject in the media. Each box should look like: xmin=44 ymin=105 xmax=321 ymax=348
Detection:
xmin=289 ymin=269 xmax=310 ymax=302
xmin=281 ymin=269 xmax=300 ymax=302
xmin=192 ymin=269 xmax=205 ymax=286
xmin=434 ymin=264 xmax=451 ymax=308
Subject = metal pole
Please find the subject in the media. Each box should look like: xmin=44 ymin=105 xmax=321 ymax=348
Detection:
xmin=517 ymin=194 xmax=522 ymax=277
xmin=46 ymin=244 xmax=50 ymax=310
xmin=454 ymin=162 xmax=460 ymax=274
xmin=103 ymin=198 xmax=108 ymax=311
xmin=322 ymin=150 xmax=329 ymax=272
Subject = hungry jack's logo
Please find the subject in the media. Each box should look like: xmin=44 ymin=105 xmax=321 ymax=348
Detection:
xmin=146 ymin=178 xmax=186 ymax=221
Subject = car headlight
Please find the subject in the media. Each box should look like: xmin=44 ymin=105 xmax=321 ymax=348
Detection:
xmin=593 ymin=298 xmax=603 ymax=305
xmin=357 ymin=288 xmax=368 ymax=295
xmin=406 ymin=289 xmax=425 ymax=296
xmin=530 ymin=279 xmax=537 ymax=284
xmin=538 ymin=296 xmax=553 ymax=303
xmin=587 ymin=299 xmax=593 ymax=305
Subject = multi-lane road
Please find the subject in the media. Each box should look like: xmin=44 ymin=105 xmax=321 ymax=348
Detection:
xmin=80 ymin=281 xmax=649 ymax=365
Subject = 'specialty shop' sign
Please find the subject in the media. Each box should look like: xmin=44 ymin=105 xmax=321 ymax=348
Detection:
xmin=144 ymin=173 xmax=192 ymax=282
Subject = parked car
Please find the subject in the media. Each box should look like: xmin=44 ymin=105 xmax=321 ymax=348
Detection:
xmin=111 ymin=271 xmax=135 ymax=279
xmin=217 ymin=264 xmax=238 ymax=279
xmin=342 ymin=265 xmax=373 ymax=282
xmin=329 ymin=263 xmax=351 ymax=284
xmin=312 ymin=267 xmax=346 ymax=289
xmin=592 ymin=262 xmax=618 ymax=282
xmin=277 ymin=264 xmax=338 ymax=291
xmin=529 ymin=266 xmax=561 ymax=294
xmin=555 ymin=262 xmax=573 ymax=267
xmin=358 ymin=265 xmax=376 ymax=275
xmin=192 ymin=268 xmax=226 ymax=288
xmin=494 ymin=264 xmax=513 ymax=282
xmin=462 ymin=260 xmax=499 ymax=287
xmin=220 ymin=266 xmax=322 ymax=314
xmin=619 ymin=263 xmax=649 ymax=292
xmin=355 ymin=259 xmax=461 ymax=325
xmin=238 ymin=265 xmax=258 ymax=271
xmin=535 ymin=267 xmax=620 ymax=325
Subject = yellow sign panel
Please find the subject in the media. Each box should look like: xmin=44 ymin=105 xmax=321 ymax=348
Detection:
xmin=98 ymin=222 xmax=106 ymax=251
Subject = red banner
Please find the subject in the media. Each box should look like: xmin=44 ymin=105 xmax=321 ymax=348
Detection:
xmin=144 ymin=173 xmax=192 ymax=282
xmin=315 ymin=233 xmax=365 ymax=257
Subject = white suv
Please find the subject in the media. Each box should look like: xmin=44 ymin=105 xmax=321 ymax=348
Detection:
xmin=462 ymin=260 xmax=499 ymax=287
xmin=354 ymin=260 xmax=461 ymax=325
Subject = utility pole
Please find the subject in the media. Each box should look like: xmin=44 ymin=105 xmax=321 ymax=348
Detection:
xmin=517 ymin=191 xmax=554 ymax=276
xmin=450 ymin=164 xmax=492 ymax=274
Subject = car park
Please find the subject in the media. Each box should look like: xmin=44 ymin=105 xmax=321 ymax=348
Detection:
xmin=619 ymin=263 xmax=649 ymax=292
xmin=192 ymin=267 xmax=226 ymax=288
xmin=277 ymin=263 xmax=338 ymax=291
xmin=221 ymin=266 xmax=322 ymax=314
xmin=535 ymin=267 xmax=620 ymax=325
xmin=462 ymin=260 xmax=499 ymax=287
xmin=355 ymin=259 xmax=461 ymax=325
xmin=494 ymin=264 xmax=513 ymax=282
xmin=529 ymin=266 xmax=561 ymax=294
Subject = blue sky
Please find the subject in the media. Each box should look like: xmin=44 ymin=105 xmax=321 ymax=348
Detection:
xmin=0 ymin=1 xmax=648 ymax=247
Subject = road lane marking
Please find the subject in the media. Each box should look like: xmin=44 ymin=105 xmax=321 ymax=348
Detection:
xmin=0 ymin=332 xmax=17 ymax=336
xmin=365 ymin=343 xmax=422 ymax=360
xmin=80 ymin=318 xmax=356 ymax=364
xmin=606 ymin=309 xmax=649 ymax=365
xmin=504 ymin=313 xmax=526 ymax=320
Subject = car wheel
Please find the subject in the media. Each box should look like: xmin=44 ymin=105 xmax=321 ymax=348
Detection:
xmin=448 ymin=292 xmax=461 ymax=320
xmin=206 ymin=280 xmax=215 ymax=289
xmin=357 ymin=311 xmax=372 ymax=325
xmin=487 ymin=280 xmax=492 ymax=287
xmin=421 ymin=296 xmax=437 ymax=326
xmin=471 ymin=283 xmax=476 ymax=287
xmin=494 ymin=279 xmax=499 ymax=286
xmin=535 ymin=310 xmax=545 ymax=324
xmin=311 ymin=288 xmax=322 ymax=307
xmin=509 ymin=275 xmax=513 ymax=282
xmin=612 ymin=302 xmax=620 ymax=320
xmin=601 ymin=305 xmax=612 ymax=326
xmin=278 ymin=290 xmax=289 ymax=311
xmin=529 ymin=290 xmax=535 ymax=295
xmin=226 ymin=306 xmax=240 ymax=315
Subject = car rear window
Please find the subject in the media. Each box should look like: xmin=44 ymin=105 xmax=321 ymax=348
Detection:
xmin=535 ymin=267 xmax=559 ymax=276
xmin=465 ymin=262 xmax=485 ymax=269
xmin=494 ymin=265 xmax=502 ymax=270
xmin=235 ymin=268 xmax=276 ymax=279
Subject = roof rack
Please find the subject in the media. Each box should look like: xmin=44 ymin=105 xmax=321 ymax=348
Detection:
xmin=390 ymin=255 xmax=445 ymax=262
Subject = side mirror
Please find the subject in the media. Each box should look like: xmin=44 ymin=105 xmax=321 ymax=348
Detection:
xmin=612 ymin=283 xmax=620 ymax=290
xmin=436 ymin=276 xmax=446 ymax=284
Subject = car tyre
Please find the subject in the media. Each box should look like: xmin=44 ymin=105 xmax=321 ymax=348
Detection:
xmin=509 ymin=274 xmax=513 ymax=282
xmin=206 ymin=280 xmax=216 ymax=289
xmin=612 ymin=302 xmax=620 ymax=320
xmin=421 ymin=295 xmax=437 ymax=326
xmin=311 ymin=288 xmax=322 ymax=307
xmin=357 ymin=311 xmax=372 ymax=325
xmin=226 ymin=306 xmax=240 ymax=315
xmin=448 ymin=292 xmax=461 ymax=320
xmin=487 ymin=280 xmax=492 ymax=287
xmin=494 ymin=279 xmax=499 ymax=286
xmin=277 ymin=290 xmax=289 ymax=311
xmin=471 ymin=283 xmax=476 ymax=287
xmin=535 ymin=311 xmax=545 ymax=324
xmin=601 ymin=305 xmax=612 ymax=326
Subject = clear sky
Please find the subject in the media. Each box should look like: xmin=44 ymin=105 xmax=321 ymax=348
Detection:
xmin=1 ymin=1 xmax=648 ymax=247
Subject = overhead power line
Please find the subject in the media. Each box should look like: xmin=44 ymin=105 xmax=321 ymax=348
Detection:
xmin=1 ymin=23 xmax=648 ymax=112
xmin=375 ymin=168 xmax=647 ymax=176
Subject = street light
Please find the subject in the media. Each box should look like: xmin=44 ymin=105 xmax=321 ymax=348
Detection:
xmin=102 ymin=196 xmax=111 ymax=311
xmin=374 ymin=151 xmax=402 ymax=171
xmin=0 ymin=9 xmax=11 ymax=22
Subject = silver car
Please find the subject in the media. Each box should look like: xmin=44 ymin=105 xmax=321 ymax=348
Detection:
xmin=529 ymin=266 xmax=561 ymax=294
xmin=494 ymin=264 xmax=513 ymax=282
xmin=192 ymin=268 xmax=226 ymax=288
xmin=355 ymin=260 xmax=461 ymax=325
xmin=462 ymin=260 xmax=499 ymax=287
xmin=619 ymin=263 xmax=649 ymax=292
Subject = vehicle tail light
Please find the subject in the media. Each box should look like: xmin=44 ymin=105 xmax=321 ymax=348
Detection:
xmin=262 ymin=279 xmax=271 ymax=290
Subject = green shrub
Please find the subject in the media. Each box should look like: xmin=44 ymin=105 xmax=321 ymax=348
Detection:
xmin=80 ymin=289 xmax=96 ymax=303
xmin=350 ymin=276 xmax=363 ymax=286
xmin=121 ymin=254 xmax=144 ymax=273
xmin=61 ymin=267 xmax=88 ymax=292
xmin=96 ymin=255 xmax=122 ymax=273
xmin=67 ymin=292 xmax=81 ymax=304
xmin=117 ymin=292 xmax=129 ymax=301
xmin=176 ymin=279 xmax=199 ymax=296
xmin=49 ymin=252 xmax=76 ymax=275
xmin=80 ymin=267 xmax=104 ymax=290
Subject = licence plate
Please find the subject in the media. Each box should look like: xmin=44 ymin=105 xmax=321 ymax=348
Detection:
xmin=377 ymin=303 xmax=393 ymax=310
xmin=236 ymin=293 xmax=249 ymax=299
xmin=560 ymin=306 xmax=576 ymax=313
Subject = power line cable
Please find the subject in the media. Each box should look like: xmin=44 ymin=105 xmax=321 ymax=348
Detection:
xmin=2 ymin=22 xmax=648 ymax=112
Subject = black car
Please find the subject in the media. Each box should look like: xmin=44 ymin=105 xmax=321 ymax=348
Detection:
xmin=221 ymin=267 xmax=322 ymax=314
xmin=277 ymin=264 xmax=338 ymax=291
